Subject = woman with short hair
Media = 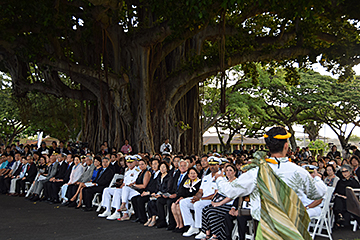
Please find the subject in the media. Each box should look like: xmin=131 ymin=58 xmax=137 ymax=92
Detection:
xmin=333 ymin=164 xmax=360 ymax=228
xmin=171 ymin=167 xmax=201 ymax=233
xmin=323 ymin=165 xmax=339 ymax=187
xmin=145 ymin=161 xmax=171 ymax=227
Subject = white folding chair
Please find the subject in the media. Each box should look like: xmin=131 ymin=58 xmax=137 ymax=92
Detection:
xmin=25 ymin=173 xmax=40 ymax=197
xmin=231 ymin=218 xmax=254 ymax=240
xmin=310 ymin=187 xmax=335 ymax=240
xmin=232 ymin=219 xmax=239 ymax=240
xmin=92 ymin=174 xmax=123 ymax=212
xmin=346 ymin=187 xmax=360 ymax=232
xmin=245 ymin=220 xmax=254 ymax=240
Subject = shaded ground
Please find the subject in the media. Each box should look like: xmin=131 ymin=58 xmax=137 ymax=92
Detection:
xmin=0 ymin=194 xmax=358 ymax=240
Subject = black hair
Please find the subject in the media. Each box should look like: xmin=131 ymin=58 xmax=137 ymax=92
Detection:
xmin=326 ymin=164 xmax=336 ymax=173
xmin=264 ymin=126 xmax=288 ymax=154
xmin=350 ymin=155 xmax=360 ymax=164
xmin=159 ymin=161 xmax=170 ymax=172
xmin=235 ymin=158 xmax=243 ymax=165
xmin=195 ymin=160 xmax=201 ymax=165
xmin=163 ymin=157 xmax=171 ymax=163
xmin=94 ymin=156 xmax=102 ymax=162
xmin=184 ymin=156 xmax=193 ymax=163
xmin=187 ymin=167 xmax=199 ymax=176
xmin=225 ymin=164 xmax=238 ymax=176
xmin=138 ymin=158 xmax=148 ymax=165
xmin=151 ymin=158 xmax=161 ymax=166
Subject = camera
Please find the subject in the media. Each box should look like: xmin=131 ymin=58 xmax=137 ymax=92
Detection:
xmin=302 ymin=165 xmax=318 ymax=173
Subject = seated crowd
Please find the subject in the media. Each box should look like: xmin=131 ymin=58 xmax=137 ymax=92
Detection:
xmin=0 ymin=138 xmax=360 ymax=240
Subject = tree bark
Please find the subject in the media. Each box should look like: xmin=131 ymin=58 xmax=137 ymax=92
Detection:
xmin=287 ymin=126 xmax=297 ymax=151
xmin=303 ymin=121 xmax=321 ymax=142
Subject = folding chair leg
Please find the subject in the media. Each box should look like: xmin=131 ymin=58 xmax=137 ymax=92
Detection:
xmin=96 ymin=205 xmax=102 ymax=212
xmin=311 ymin=220 xmax=320 ymax=239
xmin=324 ymin=218 xmax=333 ymax=240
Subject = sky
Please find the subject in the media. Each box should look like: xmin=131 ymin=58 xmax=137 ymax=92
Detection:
xmin=205 ymin=62 xmax=360 ymax=147
xmin=310 ymin=63 xmax=360 ymax=140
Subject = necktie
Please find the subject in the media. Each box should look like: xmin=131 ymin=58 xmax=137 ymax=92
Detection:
xmin=98 ymin=168 xmax=105 ymax=179
xmin=67 ymin=163 xmax=71 ymax=170
xmin=177 ymin=174 xmax=183 ymax=188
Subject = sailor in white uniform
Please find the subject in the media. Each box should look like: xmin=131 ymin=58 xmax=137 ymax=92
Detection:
xmin=181 ymin=156 xmax=220 ymax=239
xmin=98 ymin=156 xmax=140 ymax=220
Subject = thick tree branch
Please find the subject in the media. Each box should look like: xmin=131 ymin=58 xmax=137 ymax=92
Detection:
xmin=41 ymin=59 xmax=127 ymax=90
xmin=133 ymin=22 xmax=172 ymax=47
xmin=166 ymin=46 xmax=310 ymax=107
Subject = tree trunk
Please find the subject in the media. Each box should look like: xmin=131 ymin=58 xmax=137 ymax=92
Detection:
xmin=287 ymin=126 xmax=297 ymax=151
xmin=81 ymin=81 xmax=202 ymax=154
xmin=176 ymin=85 xmax=202 ymax=155
xmin=303 ymin=121 xmax=321 ymax=141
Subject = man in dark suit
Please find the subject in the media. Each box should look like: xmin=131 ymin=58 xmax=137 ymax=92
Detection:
xmin=79 ymin=157 xmax=114 ymax=211
xmin=156 ymin=159 xmax=189 ymax=230
xmin=168 ymin=156 xmax=181 ymax=177
xmin=109 ymin=153 xmax=121 ymax=174
xmin=45 ymin=154 xmax=74 ymax=203
xmin=15 ymin=156 xmax=37 ymax=196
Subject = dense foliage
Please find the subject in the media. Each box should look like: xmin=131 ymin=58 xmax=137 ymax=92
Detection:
xmin=1 ymin=0 xmax=360 ymax=153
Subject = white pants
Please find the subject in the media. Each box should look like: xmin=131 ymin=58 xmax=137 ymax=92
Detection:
xmin=101 ymin=187 xmax=123 ymax=211
xmin=179 ymin=197 xmax=211 ymax=229
xmin=307 ymin=206 xmax=322 ymax=218
xmin=9 ymin=178 xmax=21 ymax=193
xmin=61 ymin=184 xmax=68 ymax=201
xmin=121 ymin=186 xmax=140 ymax=214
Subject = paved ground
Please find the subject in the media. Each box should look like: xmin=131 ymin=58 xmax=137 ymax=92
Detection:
xmin=0 ymin=194 xmax=359 ymax=240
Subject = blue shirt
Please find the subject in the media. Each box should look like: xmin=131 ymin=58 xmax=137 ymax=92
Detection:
xmin=0 ymin=160 xmax=8 ymax=169
xmin=91 ymin=168 xmax=101 ymax=181
xmin=5 ymin=161 xmax=14 ymax=170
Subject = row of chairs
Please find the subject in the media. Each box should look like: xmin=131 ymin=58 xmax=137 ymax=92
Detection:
xmin=310 ymin=186 xmax=360 ymax=240
xmin=26 ymin=173 xmax=359 ymax=240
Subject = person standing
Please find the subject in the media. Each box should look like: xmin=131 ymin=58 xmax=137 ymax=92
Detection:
xmin=120 ymin=140 xmax=132 ymax=154
xmin=215 ymin=126 xmax=327 ymax=238
xmin=160 ymin=138 xmax=172 ymax=155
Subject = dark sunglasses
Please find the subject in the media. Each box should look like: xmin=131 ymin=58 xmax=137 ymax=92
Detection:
xmin=341 ymin=170 xmax=349 ymax=173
